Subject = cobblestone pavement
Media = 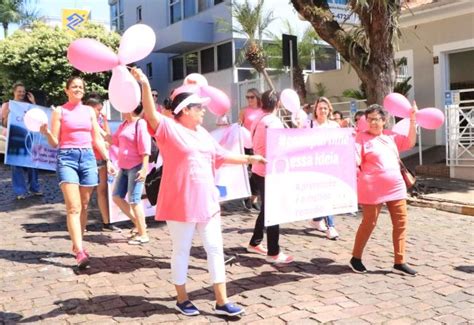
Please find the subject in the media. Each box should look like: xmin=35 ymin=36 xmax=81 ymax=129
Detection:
xmin=0 ymin=162 xmax=473 ymax=324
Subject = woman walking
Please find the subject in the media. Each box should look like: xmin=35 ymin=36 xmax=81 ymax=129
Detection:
xmin=133 ymin=68 xmax=265 ymax=316
xmin=40 ymin=76 xmax=115 ymax=269
xmin=350 ymin=104 xmax=418 ymax=276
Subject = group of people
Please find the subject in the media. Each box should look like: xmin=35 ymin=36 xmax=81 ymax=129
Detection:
xmin=3 ymin=71 xmax=419 ymax=317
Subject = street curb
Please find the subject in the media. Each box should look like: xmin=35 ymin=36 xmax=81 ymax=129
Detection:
xmin=408 ymin=197 xmax=474 ymax=216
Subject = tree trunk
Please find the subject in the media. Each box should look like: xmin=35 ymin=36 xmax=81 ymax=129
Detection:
xmin=293 ymin=65 xmax=307 ymax=102
xmin=3 ymin=23 xmax=8 ymax=39
xmin=291 ymin=0 xmax=401 ymax=105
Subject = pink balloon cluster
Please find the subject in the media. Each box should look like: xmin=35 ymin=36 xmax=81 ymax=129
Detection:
xmin=383 ymin=93 xmax=445 ymax=135
xmin=172 ymin=74 xmax=230 ymax=116
xmin=67 ymin=24 xmax=156 ymax=113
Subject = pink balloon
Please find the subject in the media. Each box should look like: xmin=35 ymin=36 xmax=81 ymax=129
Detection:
xmin=416 ymin=107 xmax=445 ymax=129
xmin=171 ymin=84 xmax=201 ymax=100
xmin=383 ymin=93 xmax=411 ymax=118
xmin=239 ymin=125 xmax=252 ymax=149
xmin=24 ymin=108 xmax=48 ymax=132
xmin=67 ymin=38 xmax=119 ymax=73
xmin=184 ymin=73 xmax=208 ymax=86
xmin=108 ymin=66 xmax=141 ymax=113
xmin=280 ymin=89 xmax=300 ymax=113
xmin=356 ymin=115 xmax=369 ymax=132
xmin=200 ymin=85 xmax=230 ymax=116
xmin=118 ymin=24 xmax=156 ymax=65
xmin=392 ymin=118 xmax=411 ymax=136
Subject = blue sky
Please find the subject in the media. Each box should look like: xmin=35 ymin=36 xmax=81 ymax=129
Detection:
xmin=1 ymin=0 xmax=110 ymax=39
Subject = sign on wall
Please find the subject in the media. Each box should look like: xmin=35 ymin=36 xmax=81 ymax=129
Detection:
xmin=62 ymin=8 xmax=90 ymax=32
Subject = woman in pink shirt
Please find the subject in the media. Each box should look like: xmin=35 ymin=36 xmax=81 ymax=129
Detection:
xmin=350 ymin=104 xmax=418 ymax=276
xmin=132 ymin=68 xmax=264 ymax=317
xmin=308 ymin=97 xmax=340 ymax=240
xmin=111 ymin=104 xmax=151 ymax=245
xmin=247 ymin=90 xmax=294 ymax=264
xmin=238 ymin=88 xmax=263 ymax=210
xmin=40 ymin=76 xmax=115 ymax=269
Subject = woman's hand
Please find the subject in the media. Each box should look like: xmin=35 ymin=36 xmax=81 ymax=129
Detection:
xmin=130 ymin=67 xmax=149 ymax=85
xmin=26 ymin=92 xmax=36 ymax=104
xmin=107 ymin=161 xmax=117 ymax=176
xmin=39 ymin=123 xmax=49 ymax=136
xmin=249 ymin=155 xmax=267 ymax=164
xmin=135 ymin=168 xmax=147 ymax=182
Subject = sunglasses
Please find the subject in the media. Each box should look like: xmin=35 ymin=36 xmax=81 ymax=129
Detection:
xmin=246 ymin=95 xmax=256 ymax=99
xmin=152 ymin=93 xmax=158 ymax=97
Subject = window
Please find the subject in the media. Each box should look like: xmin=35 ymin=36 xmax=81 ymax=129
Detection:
xmin=214 ymin=0 xmax=224 ymax=4
xmin=170 ymin=0 xmax=182 ymax=24
xmin=200 ymin=47 xmax=215 ymax=74
xmin=146 ymin=63 xmax=153 ymax=78
xmin=237 ymin=69 xmax=256 ymax=82
xmin=198 ymin=0 xmax=212 ymax=12
xmin=136 ymin=6 xmax=142 ymax=22
xmin=172 ymin=56 xmax=184 ymax=81
xmin=185 ymin=52 xmax=199 ymax=74
xmin=217 ymin=42 xmax=232 ymax=70
xmin=184 ymin=0 xmax=196 ymax=18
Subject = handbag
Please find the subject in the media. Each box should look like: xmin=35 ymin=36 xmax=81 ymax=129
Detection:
xmin=144 ymin=166 xmax=162 ymax=206
xmin=377 ymin=136 xmax=416 ymax=189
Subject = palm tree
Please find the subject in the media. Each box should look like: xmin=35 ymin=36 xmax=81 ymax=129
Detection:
xmin=225 ymin=0 xmax=276 ymax=90
xmin=0 ymin=0 xmax=36 ymax=38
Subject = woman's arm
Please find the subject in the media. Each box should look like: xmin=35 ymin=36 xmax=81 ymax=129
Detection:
xmin=90 ymin=109 xmax=116 ymax=175
xmin=1 ymin=103 xmax=9 ymax=128
xmin=130 ymin=68 xmax=161 ymax=132
xmin=40 ymin=107 xmax=61 ymax=148
xmin=238 ymin=109 xmax=245 ymax=126
xmin=223 ymin=154 xmax=266 ymax=165
xmin=136 ymin=154 xmax=149 ymax=182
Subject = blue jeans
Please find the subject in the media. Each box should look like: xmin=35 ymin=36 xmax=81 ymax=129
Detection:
xmin=56 ymin=148 xmax=98 ymax=186
xmin=12 ymin=166 xmax=40 ymax=196
xmin=112 ymin=164 xmax=144 ymax=205
xmin=313 ymin=216 xmax=335 ymax=228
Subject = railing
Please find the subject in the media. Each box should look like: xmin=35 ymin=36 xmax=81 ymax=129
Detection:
xmin=445 ymin=88 xmax=474 ymax=167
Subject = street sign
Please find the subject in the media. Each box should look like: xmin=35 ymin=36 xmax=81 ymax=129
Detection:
xmin=350 ymin=100 xmax=357 ymax=113
xmin=444 ymin=91 xmax=452 ymax=105
xmin=282 ymin=34 xmax=298 ymax=67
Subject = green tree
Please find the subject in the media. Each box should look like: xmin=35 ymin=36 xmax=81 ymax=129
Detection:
xmin=291 ymin=0 xmax=403 ymax=105
xmin=0 ymin=21 xmax=120 ymax=104
xmin=222 ymin=0 xmax=276 ymax=90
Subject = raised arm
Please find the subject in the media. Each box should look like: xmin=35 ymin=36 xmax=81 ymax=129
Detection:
xmin=130 ymin=67 xmax=161 ymax=132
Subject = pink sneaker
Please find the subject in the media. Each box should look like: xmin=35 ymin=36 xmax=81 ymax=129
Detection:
xmin=266 ymin=252 xmax=294 ymax=264
xmin=76 ymin=250 xmax=90 ymax=269
xmin=246 ymin=244 xmax=268 ymax=256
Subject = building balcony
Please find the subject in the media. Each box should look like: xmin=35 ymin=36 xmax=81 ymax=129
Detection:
xmin=156 ymin=20 xmax=215 ymax=54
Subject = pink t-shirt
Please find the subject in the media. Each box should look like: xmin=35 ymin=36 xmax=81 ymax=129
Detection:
xmin=251 ymin=113 xmax=283 ymax=177
xmin=59 ymin=102 xmax=93 ymax=149
xmin=242 ymin=107 xmax=263 ymax=131
xmin=356 ymin=130 xmax=412 ymax=205
xmin=112 ymin=119 xmax=151 ymax=169
xmin=153 ymin=116 xmax=229 ymax=223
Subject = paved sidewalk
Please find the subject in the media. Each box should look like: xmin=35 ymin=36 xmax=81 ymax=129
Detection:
xmin=0 ymin=164 xmax=473 ymax=324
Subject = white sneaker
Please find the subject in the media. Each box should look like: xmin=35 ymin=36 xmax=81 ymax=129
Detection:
xmin=326 ymin=227 xmax=339 ymax=240
xmin=310 ymin=219 xmax=327 ymax=232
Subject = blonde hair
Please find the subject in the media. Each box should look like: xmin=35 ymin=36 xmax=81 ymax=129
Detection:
xmin=313 ymin=97 xmax=333 ymax=119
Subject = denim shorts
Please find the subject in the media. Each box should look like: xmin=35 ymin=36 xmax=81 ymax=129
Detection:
xmin=57 ymin=148 xmax=98 ymax=187
xmin=112 ymin=163 xmax=144 ymax=204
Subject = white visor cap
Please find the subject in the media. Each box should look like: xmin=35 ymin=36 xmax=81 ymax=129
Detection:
xmin=173 ymin=94 xmax=211 ymax=115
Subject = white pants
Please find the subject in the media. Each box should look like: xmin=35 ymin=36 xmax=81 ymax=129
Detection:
xmin=167 ymin=215 xmax=225 ymax=285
